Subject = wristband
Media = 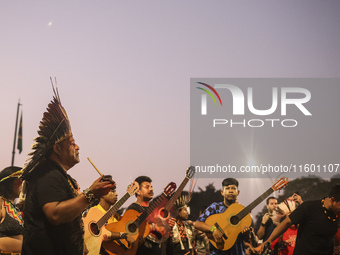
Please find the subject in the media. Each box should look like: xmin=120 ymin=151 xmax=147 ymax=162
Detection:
xmin=82 ymin=188 xmax=96 ymax=204
xmin=120 ymin=232 xmax=128 ymax=239
xmin=210 ymin=226 xmax=216 ymax=233
xmin=261 ymin=223 xmax=266 ymax=227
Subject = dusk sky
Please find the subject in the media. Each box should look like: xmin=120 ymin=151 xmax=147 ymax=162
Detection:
xmin=1 ymin=1 xmax=340 ymax=216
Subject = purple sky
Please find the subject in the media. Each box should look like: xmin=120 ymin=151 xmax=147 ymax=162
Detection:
xmin=1 ymin=1 xmax=340 ymax=216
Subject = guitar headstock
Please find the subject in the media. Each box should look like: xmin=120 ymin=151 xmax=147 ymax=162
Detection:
xmin=186 ymin=166 xmax=195 ymax=179
xmin=163 ymin=182 xmax=176 ymax=196
xmin=272 ymin=177 xmax=289 ymax=191
xmin=126 ymin=181 xmax=139 ymax=196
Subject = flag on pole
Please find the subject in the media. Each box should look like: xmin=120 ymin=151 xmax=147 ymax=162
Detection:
xmin=17 ymin=111 xmax=23 ymax=154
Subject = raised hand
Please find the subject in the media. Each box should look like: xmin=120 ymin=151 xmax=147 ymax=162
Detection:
xmin=89 ymin=175 xmax=115 ymax=198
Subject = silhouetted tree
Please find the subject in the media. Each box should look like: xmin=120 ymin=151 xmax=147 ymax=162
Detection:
xmin=189 ymin=183 xmax=222 ymax=220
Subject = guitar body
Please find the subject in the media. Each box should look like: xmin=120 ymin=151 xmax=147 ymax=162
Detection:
xmin=83 ymin=207 xmax=113 ymax=255
xmin=205 ymin=203 xmax=252 ymax=251
xmin=205 ymin=177 xmax=289 ymax=251
xmin=145 ymin=166 xmax=196 ymax=244
xmin=145 ymin=200 xmax=172 ymax=244
xmin=103 ymin=209 xmax=151 ymax=255
xmin=146 ymin=213 xmax=171 ymax=244
xmin=146 ymin=198 xmax=170 ymax=221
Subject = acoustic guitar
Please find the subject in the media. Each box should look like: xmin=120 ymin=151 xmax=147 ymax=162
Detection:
xmin=102 ymin=182 xmax=176 ymax=255
xmin=83 ymin=181 xmax=139 ymax=255
xmin=158 ymin=166 xmax=195 ymax=219
xmin=147 ymin=166 xmax=195 ymax=243
xmin=205 ymin=177 xmax=288 ymax=251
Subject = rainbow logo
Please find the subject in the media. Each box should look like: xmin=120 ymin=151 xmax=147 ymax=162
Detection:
xmin=196 ymin=82 xmax=223 ymax=106
xmin=196 ymin=82 xmax=222 ymax=115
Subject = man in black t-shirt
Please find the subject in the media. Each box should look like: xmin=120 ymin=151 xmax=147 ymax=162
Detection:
xmin=21 ymin=87 xmax=115 ymax=255
xmin=127 ymin=176 xmax=154 ymax=212
xmin=126 ymin=176 xmax=160 ymax=255
xmin=255 ymin=196 xmax=277 ymax=242
xmin=257 ymin=184 xmax=340 ymax=255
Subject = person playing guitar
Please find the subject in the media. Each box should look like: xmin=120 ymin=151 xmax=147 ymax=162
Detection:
xmin=194 ymin=178 xmax=251 ymax=255
xmin=83 ymin=181 xmax=139 ymax=255
xmin=146 ymin=166 xmax=195 ymax=246
xmin=102 ymin=176 xmax=176 ymax=255
xmin=194 ymin=177 xmax=288 ymax=255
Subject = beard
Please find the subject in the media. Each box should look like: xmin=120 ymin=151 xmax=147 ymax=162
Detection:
xmin=144 ymin=193 xmax=153 ymax=201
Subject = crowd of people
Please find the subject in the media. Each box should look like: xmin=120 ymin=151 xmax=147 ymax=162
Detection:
xmin=1 ymin=88 xmax=340 ymax=255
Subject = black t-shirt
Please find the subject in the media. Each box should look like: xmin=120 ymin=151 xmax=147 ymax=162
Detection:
xmin=22 ymin=160 xmax=84 ymax=255
xmin=289 ymin=200 xmax=339 ymax=255
xmin=255 ymin=215 xmax=276 ymax=242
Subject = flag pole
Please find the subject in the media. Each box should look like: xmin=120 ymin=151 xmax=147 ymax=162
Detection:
xmin=11 ymin=99 xmax=21 ymax=166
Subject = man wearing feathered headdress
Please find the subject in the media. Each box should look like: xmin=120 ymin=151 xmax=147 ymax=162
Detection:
xmin=167 ymin=192 xmax=195 ymax=255
xmin=20 ymin=84 xmax=115 ymax=255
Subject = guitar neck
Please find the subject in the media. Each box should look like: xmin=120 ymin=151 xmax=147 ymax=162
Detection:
xmin=136 ymin=193 xmax=166 ymax=226
xmin=237 ymin=187 xmax=274 ymax=219
xmin=164 ymin=177 xmax=189 ymax=212
xmin=97 ymin=192 xmax=131 ymax=228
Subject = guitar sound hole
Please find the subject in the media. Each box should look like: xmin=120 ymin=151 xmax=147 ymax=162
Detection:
xmin=230 ymin=215 xmax=240 ymax=226
xmin=90 ymin=222 xmax=100 ymax=235
xmin=160 ymin=209 xmax=168 ymax=218
xmin=128 ymin=223 xmax=137 ymax=233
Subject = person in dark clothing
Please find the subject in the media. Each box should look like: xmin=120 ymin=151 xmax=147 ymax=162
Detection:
xmin=127 ymin=176 xmax=160 ymax=255
xmin=102 ymin=175 xmax=168 ymax=255
xmin=20 ymin=86 xmax=114 ymax=255
xmin=255 ymin=196 xmax=277 ymax=242
xmin=257 ymin=184 xmax=340 ymax=255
